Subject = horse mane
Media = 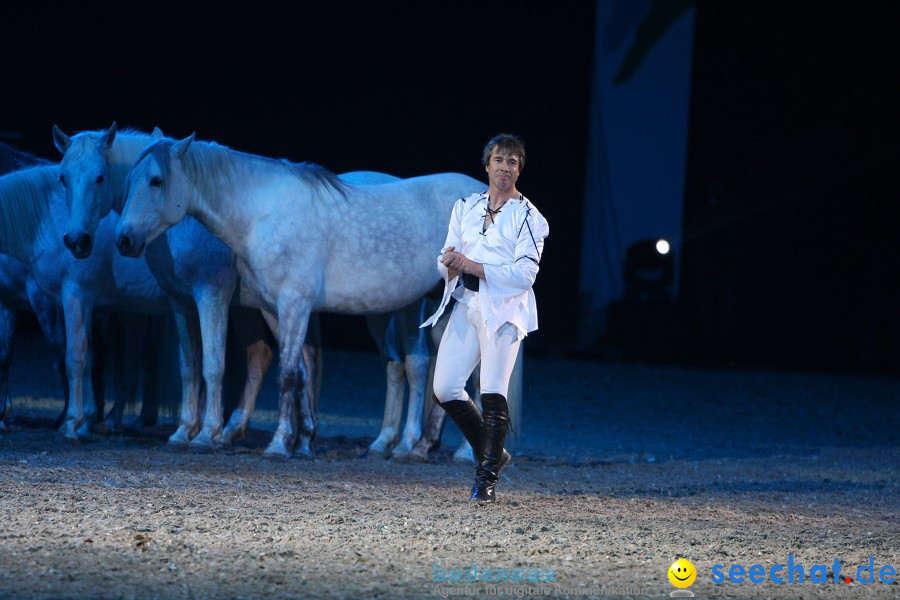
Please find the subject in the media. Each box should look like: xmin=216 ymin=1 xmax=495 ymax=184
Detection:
xmin=135 ymin=138 xmax=348 ymax=203
xmin=0 ymin=141 xmax=52 ymax=174
xmin=282 ymin=160 xmax=349 ymax=199
xmin=0 ymin=165 xmax=57 ymax=261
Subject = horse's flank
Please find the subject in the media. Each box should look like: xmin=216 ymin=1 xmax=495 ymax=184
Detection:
xmin=165 ymin=140 xmax=463 ymax=312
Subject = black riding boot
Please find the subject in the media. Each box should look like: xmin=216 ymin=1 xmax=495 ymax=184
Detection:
xmin=470 ymin=393 xmax=509 ymax=504
xmin=435 ymin=395 xmax=512 ymax=470
xmin=435 ymin=395 xmax=483 ymax=453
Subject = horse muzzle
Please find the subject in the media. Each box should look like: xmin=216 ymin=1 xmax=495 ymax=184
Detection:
xmin=63 ymin=231 xmax=94 ymax=259
xmin=114 ymin=230 xmax=145 ymax=258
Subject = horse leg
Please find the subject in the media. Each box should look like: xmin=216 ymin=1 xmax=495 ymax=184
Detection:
xmin=261 ymin=309 xmax=322 ymax=409
xmin=189 ymin=288 xmax=232 ymax=452
xmin=167 ymin=304 xmax=203 ymax=448
xmin=368 ymin=359 xmax=405 ymax=458
xmin=264 ymin=300 xmax=312 ymax=460
xmin=407 ymin=308 xmax=448 ymax=462
xmin=393 ymin=351 xmax=430 ymax=459
xmin=0 ymin=306 xmax=15 ymax=429
xmin=408 ymin=391 xmax=446 ymax=462
xmin=393 ymin=301 xmax=431 ymax=459
xmin=28 ymin=286 xmax=68 ymax=429
xmin=219 ymin=308 xmax=274 ymax=446
xmin=60 ymin=289 xmax=92 ymax=442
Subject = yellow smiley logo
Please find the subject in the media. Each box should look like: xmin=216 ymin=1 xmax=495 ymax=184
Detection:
xmin=668 ymin=558 xmax=697 ymax=588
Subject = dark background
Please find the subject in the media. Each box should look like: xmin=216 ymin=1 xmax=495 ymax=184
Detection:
xmin=2 ymin=2 xmax=897 ymax=372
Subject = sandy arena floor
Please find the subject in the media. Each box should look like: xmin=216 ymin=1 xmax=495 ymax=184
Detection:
xmin=1 ymin=337 xmax=898 ymax=599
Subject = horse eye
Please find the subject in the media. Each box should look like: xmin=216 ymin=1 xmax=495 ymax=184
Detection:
xmin=149 ymin=176 xmax=162 ymax=187
xmin=96 ymin=175 xmax=105 ymax=184
xmin=59 ymin=174 xmax=66 ymax=186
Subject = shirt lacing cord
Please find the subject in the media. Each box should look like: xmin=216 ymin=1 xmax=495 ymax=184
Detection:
xmin=481 ymin=204 xmax=502 ymax=235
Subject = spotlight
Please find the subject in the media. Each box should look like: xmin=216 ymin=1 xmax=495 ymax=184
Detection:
xmin=624 ymin=238 xmax=674 ymax=302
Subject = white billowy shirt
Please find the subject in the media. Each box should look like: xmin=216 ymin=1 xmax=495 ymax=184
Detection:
xmin=421 ymin=191 xmax=550 ymax=340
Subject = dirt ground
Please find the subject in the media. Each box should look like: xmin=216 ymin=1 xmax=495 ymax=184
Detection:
xmin=1 ymin=336 xmax=898 ymax=599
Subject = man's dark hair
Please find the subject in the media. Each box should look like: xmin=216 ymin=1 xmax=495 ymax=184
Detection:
xmin=481 ymin=134 xmax=526 ymax=171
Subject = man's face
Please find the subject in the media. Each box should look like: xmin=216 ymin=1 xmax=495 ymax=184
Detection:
xmin=485 ymin=148 xmax=521 ymax=193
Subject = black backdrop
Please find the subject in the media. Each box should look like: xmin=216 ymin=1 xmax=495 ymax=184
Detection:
xmin=1 ymin=2 xmax=595 ymax=354
xmin=2 ymin=2 xmax=897 ymax=370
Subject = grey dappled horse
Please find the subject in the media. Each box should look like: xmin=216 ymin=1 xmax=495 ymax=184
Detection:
xmin=116 ymin=134 xmax=487 ymax=459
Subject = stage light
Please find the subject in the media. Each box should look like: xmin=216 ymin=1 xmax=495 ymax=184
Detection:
xmin=624 ymin=238 xmax=674 ymax=303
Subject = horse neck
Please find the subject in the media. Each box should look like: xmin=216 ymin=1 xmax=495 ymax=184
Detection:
xmin=181 ymin=146 xmax=259 ymax=256
xmin=0 ymin=166 xmax=59 ymax=262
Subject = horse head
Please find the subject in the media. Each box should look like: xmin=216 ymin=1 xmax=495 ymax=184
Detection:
xmin=116 ymin=133 xmax=194 ymax=258
xmin=53 ymin=122 xmax=118 ymax=258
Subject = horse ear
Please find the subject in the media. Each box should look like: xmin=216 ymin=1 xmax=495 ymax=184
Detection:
xmin=150 ymin=127 xmax=164 ymax=140
xmin=52 ymin=125 xmax=72 ymax=154
xmin=170 ymin=133 xmax=195 ymax=160
xmin=100 ymin=121 xmax=117 ymax=150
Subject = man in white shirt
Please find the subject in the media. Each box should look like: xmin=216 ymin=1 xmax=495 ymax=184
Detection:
xmin=422 ymin=134 xmax=549 ymax=504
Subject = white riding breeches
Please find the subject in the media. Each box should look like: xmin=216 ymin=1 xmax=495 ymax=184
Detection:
xmin=433 ymin=300 xmax=522 ymax=402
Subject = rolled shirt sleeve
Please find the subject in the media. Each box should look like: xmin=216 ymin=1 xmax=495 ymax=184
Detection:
xmin=421 ymin=198 xmax=466 ymax=328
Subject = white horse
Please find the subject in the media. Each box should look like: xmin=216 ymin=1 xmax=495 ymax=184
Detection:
xmin=0 ymin=164 xmax=179 ymax=440
xmin=0 ymin=145 xmax=67 ymax=429
xmin=55 ymin=124 xmax=453 ymax=458
xmin=116 ymin=135 xmax=484 ymax=458
xmin=54 ymin=124 xmax=277 ymax=450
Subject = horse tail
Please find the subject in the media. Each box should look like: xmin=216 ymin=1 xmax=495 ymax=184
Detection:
xmin=142 ymin=313 xmax=182 ymax=420
xmin=98 ymin=313 xmax=149 ymax=414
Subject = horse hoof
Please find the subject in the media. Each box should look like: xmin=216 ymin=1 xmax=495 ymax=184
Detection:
xmin=76 ymin=422 xmax=93 ymax=439
xmin=293 ymin=448 xmax=314 ymax=460
xmin=407 ymin=449 xmax=431 ymax=463
xmin=164 ymin=439 xmax=189 ymax=452
xmin=94 ymin=422 xmax=112 ymax=437
xmin=292 ymin=436 xmax=315 ymax=460
xmin=391 ymin=449 xmax=413 ymax=463
xmin=60 ymin=430 xmax=80 ymax=446
xmin=189 ymin=432 xmax=216 ymax=453
xmin=189 ymin=441 xmax=215 ymax=454
xmin=167 ymin=427 xmax=193 ymax=448
xmin=366 ymin=447 xmax=389 ymax=460
xmin=217 ymin=429 xmax=242 ymax=447
xmin=263 ymin=449 xmax=289 ymax=461
xmin=263 ymin=439 xmax=291 ymax=460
